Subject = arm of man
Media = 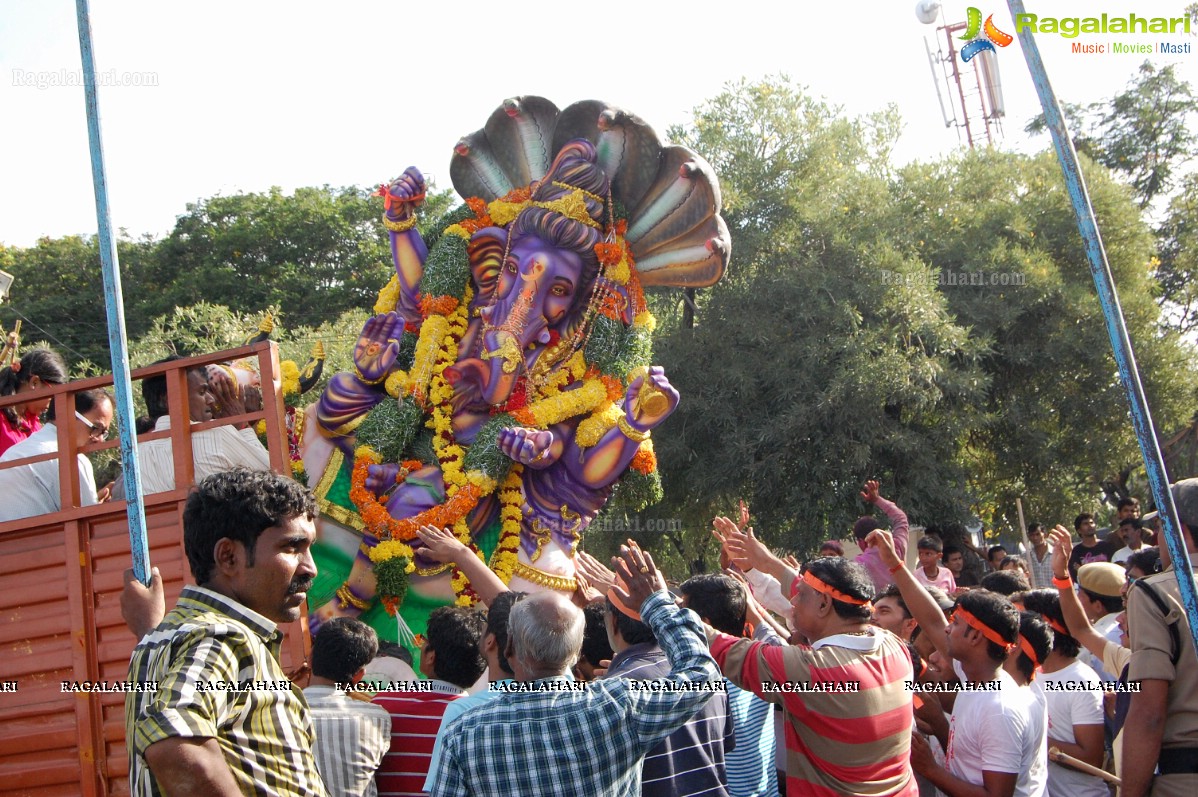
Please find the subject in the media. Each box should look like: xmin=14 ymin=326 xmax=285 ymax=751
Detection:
xmin=713 ymin=516 xmax=796 ymax=587
xmin=865 ymin=529 xmax=949 ymax=660
xmin=415 ymin=525 xmax=508 ymax=606
xmin=612 ymin=544 xmax=723 ymax=744
xmin=144 ymin=737 xmax=243 ymax=797
xmin=1050 ymin=723 xmax=1104 ymax=768
xmin=1048 ymin=527 xmax=1112 ymax=661
xmin=873 ymin=493 xmax=910 ymax=559
xmin=910 ymin=717 xmax=1019 ymax=797
xmin=1119 ymin=679 xmax=1168 ymax=797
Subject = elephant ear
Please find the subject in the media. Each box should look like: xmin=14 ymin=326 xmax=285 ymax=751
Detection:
xmin=468 ymin=227 xmax=507 ymax=304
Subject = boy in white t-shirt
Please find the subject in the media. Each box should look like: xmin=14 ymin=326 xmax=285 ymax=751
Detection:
xmin=866 ymin=529 xmax=1048 ymax=797
xmin=1020 ymin=590 xmax=1107 ymax=797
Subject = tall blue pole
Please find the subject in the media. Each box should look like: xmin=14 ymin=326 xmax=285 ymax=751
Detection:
xmin=75 ymin=0 xmax=150 ymax=583
xmin=1006 ymin=0 xmax=1198 ymax=656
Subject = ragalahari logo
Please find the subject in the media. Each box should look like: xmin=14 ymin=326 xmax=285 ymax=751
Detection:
xmin=960 ymin=7 xmax=1014 ymax=62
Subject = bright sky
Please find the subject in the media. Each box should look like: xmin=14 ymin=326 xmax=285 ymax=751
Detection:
xmin=1 ymin=0 xmax=1195 ymax=248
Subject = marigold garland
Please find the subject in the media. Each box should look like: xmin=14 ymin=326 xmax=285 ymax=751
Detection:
xmin=630 ymin=439 xmax=657 ymax=475
xmin=510 ymin=379 xmax=608 ymax=428
xmin=374 ymin=274 xmax=401 ymax=314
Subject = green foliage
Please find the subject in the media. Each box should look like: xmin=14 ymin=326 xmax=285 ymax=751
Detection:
xmin=1156 ymin=174 xmax=1198 ymax=335
xmin=358 ymin=397 xmax=423 ymax=464
xmin=0 ymin=184 xmax=454 ymax=369
xmin=1026 ymin=61 xmax=1198 ymax=210
xmin=424 ymin=203 xmax=474 ymax=250
xmin=584 ymin=316 xmax=653 ymax=377
xmin=373 ymin=556 xmax=411 ymax=606
xmin=464 ymin=413 xmax=516 ymax=481
xmin=421 ymin=234 xmax=471 ymax=300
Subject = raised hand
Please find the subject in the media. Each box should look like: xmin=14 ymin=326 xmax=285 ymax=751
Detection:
xmin=863 ymin=528 xmax=902 ymax=571
xmin=353 ymin=312 xmax=405 ymax=385
xmin=575 ymin=550 xmax=617 ymax=595
xmin=498 ymin=427 xmax=555 ymax=467
xmin=381 ymin=167 xmax=427 ymax=222
xmin=1049 ymin=525 xmax=1073 ymax=578
xmin=860 ymin=479 xmax=881 ymax=504
xmin=736 ymin=499 xmax=750 ymax=532
xmin=623 ymin=366 xmax=680 ymax=432
xmin=611 ymin=540 xmax=668 ymax=611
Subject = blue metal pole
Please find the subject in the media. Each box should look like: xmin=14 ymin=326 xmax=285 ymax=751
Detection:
xmin=1006 ymin=0 xmax=1198 ymax=655
xmin=75 ymin=0 xmax=150 ymax=583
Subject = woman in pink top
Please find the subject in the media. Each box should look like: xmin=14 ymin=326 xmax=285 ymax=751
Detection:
xmin=0 ymin=348 xmax=68 ymax=455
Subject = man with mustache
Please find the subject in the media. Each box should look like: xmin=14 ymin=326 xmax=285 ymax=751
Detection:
xmin=124 ymin=468 xmax=327 ymax=797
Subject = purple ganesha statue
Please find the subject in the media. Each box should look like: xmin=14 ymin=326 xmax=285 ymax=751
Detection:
xmin=299 ymin=97 xmax=730 ymax=641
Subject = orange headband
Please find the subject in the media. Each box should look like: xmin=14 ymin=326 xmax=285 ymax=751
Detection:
xmin=953 ymin=606 xmax=1016 ymax=652
xmin=1040 ymin=613 xmax=1069 ymax=637
xmin=791 ymin=570 xmax=870 ymax=606
xmin=1018 ymin=634 xmax=1040 ymax=672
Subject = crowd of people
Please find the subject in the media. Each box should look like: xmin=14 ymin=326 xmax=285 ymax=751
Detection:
xmin=3 ymin=339 xmax=1196 ymax=797
xmin=0 ymin=344 xmax=269 ymax=518
xmin=111 ymin=465 xmax=1198 ymax=797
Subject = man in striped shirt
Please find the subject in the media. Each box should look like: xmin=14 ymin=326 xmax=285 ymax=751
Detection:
xmin=125 ymin=469 xmax=327 ymax=797
xmin=679 ymin=573 xmax=778 ymax=797
xmin=373 ymin=606 xmax=486 ymax=797
xmin=304 ymin=618 xmax=391 ymax=797
xmin=707 ymin=556 xmax=918 ymax=797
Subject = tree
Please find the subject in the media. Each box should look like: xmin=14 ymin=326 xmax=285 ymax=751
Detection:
xmin=1026 ymin=62 xmax=1198 ymax=210
xmin=646 ymin=77 xmax=985 ymax=559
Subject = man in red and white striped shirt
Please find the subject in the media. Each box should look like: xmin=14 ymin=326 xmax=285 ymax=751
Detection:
xmin=373 ymin=607 xmax=485 ymax=797
xmin=707 ymin=555 xmax=918 ymax=797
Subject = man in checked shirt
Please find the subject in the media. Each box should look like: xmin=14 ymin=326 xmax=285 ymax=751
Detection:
xmin=428 ymin=541 xmax=723 ymax=797
xmin=124 ymin=469 xmax=327 ymax=797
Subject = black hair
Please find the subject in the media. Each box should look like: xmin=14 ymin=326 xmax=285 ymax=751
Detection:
xmin=1127 ymin=547 xmax=1162 ymax=576
xmin=1074 ymin=513 xmax=1094 ymax=530
xmin=1015 ymin=611 xmax=1053 ymax=682
xmin=1118 ymin=517 xmax=1143 ymax=531
xmin=987 ymin=545 xmax=1008 ymax=561
xmin=1117 ymin=497 xmax=1140 ymax=512
xmin=1020 ymin=589 xmax=1079 ymax=658
xmin=605 ymin=597 xmax=658 ymax=645
xmin=579 ymin=601 xmax=614 ymax=673
xmin=1080 ymin=588 xmax=1124 ymax=615
xmin=803 ymin=557 xmax=875 ymax=621
xmin=425 ymin=606 xmax=486 ymax=689
xmin=979 ymin=570 xmax=1030 ymax=596
xmin=0 ymin=348 xmax=68 ymax=425
xmin=311 ymin=617 xmax=379 ymax=683
xmin=876 ymin=584 xmax=912 ymax=619
xmin=905 ymin=640 xmax=924 ymax=679
xmin=954 ymin=589 xmax=1019 ymax=662
xmin=917 ymin=536 xmax=943 ymax=553
xmin=487 ymin=591 xmax=524 ymax=676
xmin=1027 ymin=523 xmax=1044 ymax=535
xmin=377 ymin=640 xmax=413 ymax=666
xmin=141 ymin=355 xmax=187 ymax=421
xmin=54 ymin=387 xmax=112 ymax=425
xmin=182 ymin=468 xmax=316 ymax=585
xmin=943 ymin=546 xmax=963 ymax=560
xmin=679 ymin=573 xmax=747 ymax=636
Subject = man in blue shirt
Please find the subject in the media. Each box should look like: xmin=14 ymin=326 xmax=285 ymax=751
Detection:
xmin=428 ymin=542 xmax=722 ymax=797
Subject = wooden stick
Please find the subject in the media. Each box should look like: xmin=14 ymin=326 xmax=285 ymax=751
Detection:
xmin=1048 ymin=746 xmax=1121 ymax=786
xmin=1016 ymin=497 xmax=1034 ymax=582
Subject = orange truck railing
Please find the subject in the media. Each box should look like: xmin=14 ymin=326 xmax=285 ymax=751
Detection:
xmin=0 ymin=342 xmax=311 ymax=797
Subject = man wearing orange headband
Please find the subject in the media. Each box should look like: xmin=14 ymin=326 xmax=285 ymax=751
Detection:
xmin=706 ymin=554 xmax=918 ymax=797
xmin=865 ymin=528 xmax=1048 ymax=797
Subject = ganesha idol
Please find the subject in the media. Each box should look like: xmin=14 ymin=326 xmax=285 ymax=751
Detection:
xmin=298 ymin=97 xmax=730 ymax=644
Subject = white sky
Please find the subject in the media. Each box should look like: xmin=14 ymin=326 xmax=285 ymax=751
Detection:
xmin=1 ymin=0 xmax=1195 ymax=248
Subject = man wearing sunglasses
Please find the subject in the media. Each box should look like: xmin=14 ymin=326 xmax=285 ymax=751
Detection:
xmin=0 ymin=387 xmax=114 ymax=521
